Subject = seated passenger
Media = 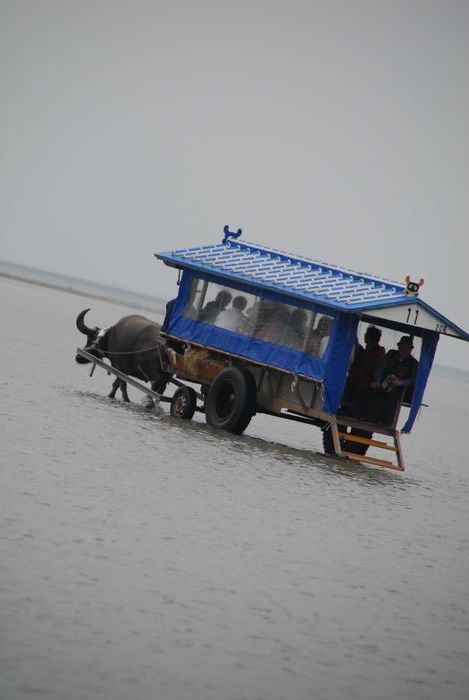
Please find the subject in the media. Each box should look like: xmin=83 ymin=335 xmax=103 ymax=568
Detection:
xmin=254 ymin=303 xmax=289 ymax=343
xmin=307 ymin=316 xmax=333 ymax=356
xmin=340 ymin=325 xmax=385 ymax=415
xmin=216 ymin=295 xmax=248 ymax=331
xmin=199 ymin=290 xmax=232 ymax=324
xmin=361 ymin=335 xmax=418 ymax=426
xmin=286 ymin=308 xmax=307 ymax=348
xmin=279 ymin=323 xmax=301 ymax=348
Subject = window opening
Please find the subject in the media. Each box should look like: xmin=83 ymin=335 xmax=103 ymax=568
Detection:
xmin=182 ymin=277 xmax=334 ymax=357
xmin=339 ymin=320 xmax=422 ymax=426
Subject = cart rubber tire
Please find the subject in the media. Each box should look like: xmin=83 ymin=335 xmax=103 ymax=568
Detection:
xmin=170 ymin=386 xmax=197 ymax=420
xmin=205 ymin=366 xmax=256 ymax=435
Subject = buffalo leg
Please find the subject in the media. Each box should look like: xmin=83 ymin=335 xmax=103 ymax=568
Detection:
xmin=109 ymin=378 xmax=120 ymax=399
xmin=151 ymin=374 xmax=171 ymax=395
xmin=120 ymin=380 xmax=130 ymax=402
xmin=108 ymin=378 xmax=130 ymax=401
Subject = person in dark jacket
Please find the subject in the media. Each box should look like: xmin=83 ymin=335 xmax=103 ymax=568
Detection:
xmin=364 ymin=335 xmax=418 ymax=426
xmin=337 ymin=325 xmax=385 ymax=455
xmin=341 ymin=325 xmax=385 ymax=415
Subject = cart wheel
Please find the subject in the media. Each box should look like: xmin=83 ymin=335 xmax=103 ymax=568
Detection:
xmin=205 ymin=366 xmax=256 ymax=435
xmin=170 ymin=386 xmax=197 ymax=420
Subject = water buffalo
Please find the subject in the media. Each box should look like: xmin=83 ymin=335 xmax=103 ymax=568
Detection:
xmin=75 ymin=309 xmax=172 ymax=402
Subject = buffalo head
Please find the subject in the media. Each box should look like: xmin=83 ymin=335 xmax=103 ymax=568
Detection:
xmin=75 ymin=308 xmax=107 ymax=363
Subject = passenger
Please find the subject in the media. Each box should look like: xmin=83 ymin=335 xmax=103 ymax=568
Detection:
xmin=338 ymin=325 xmax=385 ymax=456
xmin=340 ymin=325 xmax=385 ymax=415
xmin=307 ymin=316 xmax=333 ymax=356
xmin=362 ymin=335 xmax=418 ymax=426
xmin=199 ymin=290 xmax=232 ymax=324
xmin=242 ymin=300 xmax=260 ymax=334
xmin=216 ymin=295 xmax=248 ymax=331
xmin=254 ymin=303 xmax=289 ymax=343
xmin=286 ymin=308 xmax=307 ymax=347
xmin=281 ymin=328 xmax=300 ymax=348
xmin=251 ymin=300 xmax=271 ymax=339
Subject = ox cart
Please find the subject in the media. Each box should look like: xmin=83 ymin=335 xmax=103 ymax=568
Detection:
xmin=77 ymin=227 xmax=469 ymax=472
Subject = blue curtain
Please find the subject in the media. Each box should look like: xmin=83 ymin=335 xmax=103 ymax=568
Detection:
xmin=322 ymin=313 xmax=358 ymax=413
xmin=402 ymin=332 xmax=439 ymax=433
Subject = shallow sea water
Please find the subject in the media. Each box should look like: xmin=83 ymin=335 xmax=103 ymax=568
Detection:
xmin=1 ymin=275 xmax=469 ymax=700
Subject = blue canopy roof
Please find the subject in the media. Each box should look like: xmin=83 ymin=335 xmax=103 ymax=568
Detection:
xmin=155 ymin=231 xmax=469 ymax=341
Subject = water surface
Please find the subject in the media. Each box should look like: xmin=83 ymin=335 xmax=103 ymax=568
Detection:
xmin=1 ymin=275 xmax=468 ymax=700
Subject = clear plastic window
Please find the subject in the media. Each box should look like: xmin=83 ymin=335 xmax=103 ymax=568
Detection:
xmin=183 ymin=278 xmax=334 ymax=357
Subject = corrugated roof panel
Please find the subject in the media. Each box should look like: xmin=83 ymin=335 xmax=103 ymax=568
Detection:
xmin=157 ymin=238 xmax=405 ymax=307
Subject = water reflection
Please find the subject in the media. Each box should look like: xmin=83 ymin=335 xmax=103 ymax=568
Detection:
xmin=5 ymin=277 xmax=469 ymax=700
xmin=71 ymin=389 xmax=410 ymax=489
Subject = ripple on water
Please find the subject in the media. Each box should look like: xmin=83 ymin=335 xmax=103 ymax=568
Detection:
xmin=2 ymin=280 xmax=469 ymax=700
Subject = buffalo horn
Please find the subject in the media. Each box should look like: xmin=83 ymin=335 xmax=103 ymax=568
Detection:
xmin=76 ymin=308 xmax=96 ymax=335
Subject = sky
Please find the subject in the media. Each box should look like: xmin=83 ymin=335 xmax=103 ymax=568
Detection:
xmin=1 ymin=0 xmax=468 ymax=370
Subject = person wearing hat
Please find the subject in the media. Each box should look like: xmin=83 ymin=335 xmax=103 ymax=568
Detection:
xmin=363 ymin=335 xmax=418 ymax=426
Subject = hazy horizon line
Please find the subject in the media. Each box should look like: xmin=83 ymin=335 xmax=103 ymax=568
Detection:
xmin=0 ymin=263 xmax=166 ymax=315
xmin=0 ymin=256 xmax=165 ymax=300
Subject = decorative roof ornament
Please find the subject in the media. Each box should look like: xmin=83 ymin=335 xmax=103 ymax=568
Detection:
xmin=222 ymin=225 xmax=243 ymax=244
xmin=405 ymin=275 xmax=425 ymax=296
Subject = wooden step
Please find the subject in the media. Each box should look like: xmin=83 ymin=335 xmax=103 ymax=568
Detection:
xmin=338 ymin=433 xmax=397 ymax=451
xmin=335 ymin=414 xmax=395 ymax=435
xmin=341 ymin=450 xmax=404 ymax=471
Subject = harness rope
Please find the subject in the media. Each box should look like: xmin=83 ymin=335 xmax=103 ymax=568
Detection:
xmin=97 ymin=343 xmax=162 ymax=356
xmin=89 ymin=326 xmax=164 ymax=356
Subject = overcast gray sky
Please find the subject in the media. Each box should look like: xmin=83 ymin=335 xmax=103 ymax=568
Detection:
xmin=1 ymin=0 xmax=468 ymax=369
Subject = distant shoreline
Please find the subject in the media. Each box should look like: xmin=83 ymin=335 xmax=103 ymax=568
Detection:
xmin=0 ymin=269 xmax=164 ymax=315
